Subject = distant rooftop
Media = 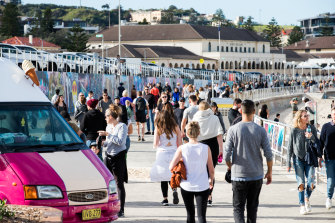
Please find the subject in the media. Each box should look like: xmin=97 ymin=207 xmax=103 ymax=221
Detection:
xmin=89 ymin=24 xmax=268 ymax=42
xmin=2 ymin=36 xmax=60 ymax=49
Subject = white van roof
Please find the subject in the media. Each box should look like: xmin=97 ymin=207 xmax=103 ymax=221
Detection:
xmin=0 ymin=58 xmax=50 ymax=103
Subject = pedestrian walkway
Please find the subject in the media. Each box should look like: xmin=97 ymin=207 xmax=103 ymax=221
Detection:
xmin=117 ymin=134 xmax=335 ymax=223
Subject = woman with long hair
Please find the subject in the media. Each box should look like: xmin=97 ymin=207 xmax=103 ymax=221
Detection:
xmin=287 ymin=110 xmax=321 ymax=215
xmin=258 ymin=104 xmax=269 ymax=119
xmin=193 ymin=101 xmax=223 ymax=206
xmin=150 ymin=110 xmax=182 ymax=206
xmin=54 ymin=95 xmax=67 ymax=113
xmin=211 ymin=102 xmax=226 ymax=134
xmin=170 ymin=121 xmax=214 ymax=223
xmin=98 ymin=105 xmax=128 ymax=217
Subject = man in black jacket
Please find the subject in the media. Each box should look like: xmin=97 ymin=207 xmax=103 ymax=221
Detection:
xmin=228 ymin=98 xmax=242 ymax=126
xmin=80 ymin=99 xmax=106 ymax=160
xmin=143 ymin=87 xmax=156 ymax=135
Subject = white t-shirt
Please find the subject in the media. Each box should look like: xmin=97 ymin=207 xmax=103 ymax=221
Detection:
xmin=180 ymin=142 xmax=209 ymax=192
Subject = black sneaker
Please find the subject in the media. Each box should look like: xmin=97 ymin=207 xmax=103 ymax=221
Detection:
xmin=118 ymin=210 xmax=124 ymax=217
xmin=138 ymin=136 xmax=141 ymax=141
xmin=207 ymin=200 xmax=212 ymax=207
xmin=145 ymin=132 xmax=151 ymax=135
xmin=173 ymin=190 xmax=179 ymax=204
xmin=151 ymin=132 xmax=154 ymax=135
xmin=142 ymin=137 xmax=145 ymax=142
xmin=161 ymin=199 xmax=169 ymax=206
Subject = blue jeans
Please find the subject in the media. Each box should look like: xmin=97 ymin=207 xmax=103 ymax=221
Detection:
xmin=293 ymin=156 xmax=316 ymax=205
xmin=326 ymin=159 xmax=335 ymax=199
xmin=146 ymin=109 xmax=155 ymax=132
xmin=125 ymin=136 xmax=130 ymax=153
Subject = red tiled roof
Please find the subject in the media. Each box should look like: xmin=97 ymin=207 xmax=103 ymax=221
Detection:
xmin=285 ymin=36 xmax=335 ymax=50
xmin=2 ymin=36 xmax=60 ymax=48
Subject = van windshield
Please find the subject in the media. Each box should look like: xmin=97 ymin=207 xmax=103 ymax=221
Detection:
xmin=0 ymin=104 xmax=83 ymax=152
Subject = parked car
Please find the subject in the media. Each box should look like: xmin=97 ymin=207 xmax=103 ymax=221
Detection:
xmin=0 ymin=58 xmax=120 ymax=222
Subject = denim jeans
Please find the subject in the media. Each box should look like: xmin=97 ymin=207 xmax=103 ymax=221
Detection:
xmin=146 ymin=109 xmax=155 ymax=132
xmin=232 ymin=179 xmax=263 ymax=223
xmin=293 ymin=156 xmax=315 ymax=205
xmin=325 ymin=159 xmax=335 ymax=199
xmin=125 ymin=136 xmax=130 ymax=153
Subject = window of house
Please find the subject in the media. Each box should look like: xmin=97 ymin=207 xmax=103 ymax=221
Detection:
xmin=248 ymin=47 xmax=251 ymax=53
xmin=221 ymin=46 xmax=224 ymax=52
xmin=316 ymin=48 xmax=321 ymax=52
xmin=231 ymin=47 xmax=233 ymax=52
xmin=244 ymin=47 xmax=246 ymax=53
xmin=240 ymin=47 xmax=242 ymax=52
xmin=217 ymin=46 xmax=219 ymax=52
xmin=235 ymin=47 xmax=238 ymax=52
xmin=226 ymin=46 xmax=229 ymax=52
xmin=253 ymin=48 xmax=255 ymax=53
xmin=208 ymin=42 xmax=211 ymax=52
xmin=263 ymin=45 xmax=265 ymax=53
xmin=305 ymin=49 xmax=310 ymax=53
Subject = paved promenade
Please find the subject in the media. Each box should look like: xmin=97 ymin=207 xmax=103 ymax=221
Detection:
xmin=116 ymin=134 xmax=335 ymax=223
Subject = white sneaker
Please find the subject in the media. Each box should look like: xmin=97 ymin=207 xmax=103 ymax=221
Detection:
xmin=326 ymin=198 xmax=332 ymax=210
xmin=300 ymin=205 xmax=307 ymax=215
xmin=305 ymin=201 xmax=312 ymax=213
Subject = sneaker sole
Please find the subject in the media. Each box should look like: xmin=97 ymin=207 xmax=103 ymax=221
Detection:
xmin=162 ymin=203 xmax=169 ymax=206
xmin=173 ymin=192 xmax=179 ymax=204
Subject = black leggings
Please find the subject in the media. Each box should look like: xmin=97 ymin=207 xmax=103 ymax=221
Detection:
xmin=181 ymin=188 xmax=209 ymax=223
xmin=200 ymin=137 xmax=219 ymax=198
xmin=161 ymin=181 xmax=171 ymax=198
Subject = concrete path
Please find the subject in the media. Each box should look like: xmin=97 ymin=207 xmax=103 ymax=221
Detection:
xmin=116 ymin=134 xmax=335 ymax=223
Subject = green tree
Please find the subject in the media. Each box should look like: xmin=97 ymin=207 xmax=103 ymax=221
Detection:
xmin=320 ymin=16 xmax=334 ymax=36
xmin=138 ymin=18 xmax=149 ymax=25
xmin=46 ymin=29 xmax=68 ymax=49
xmin=264 ymin=17 xmax=281 ymax=47
xmin=0 ymin=3 xmax=21 ymax=37
xmin=288 ymin=26 xmax=304 ymax=45
xmin=160 ymin=11 xmax=176 ymax=24
xmin=65 ymin=25 xmax=90 ymax=52
xmin=212 ymin=9 xmax=225 ymax=25
xmin=242 ymin=16 xmax=254 ymax=31
xmin=168 ymin=5 xmax=177 ymax=11
xmin=41 ymin=8 xmax=54 ymax=36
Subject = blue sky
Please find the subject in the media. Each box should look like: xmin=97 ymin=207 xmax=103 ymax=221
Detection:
xmin=23 ymin=0 xmax=335 ymax=25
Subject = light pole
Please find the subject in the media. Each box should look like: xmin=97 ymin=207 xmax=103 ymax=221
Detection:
xmin=283 ymin=60 xmax=286 ymax=80
xmin=96 ymin=34 xmax=104 ymax=58
xmin=118 ymin=0 xmax=121 ymax=56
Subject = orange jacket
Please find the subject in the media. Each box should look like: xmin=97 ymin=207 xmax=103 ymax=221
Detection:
xmin=170 ymin=160 xmax=187 ymax=189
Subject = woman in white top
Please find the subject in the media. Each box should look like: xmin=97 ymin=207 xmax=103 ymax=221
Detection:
xmin=170 ymin=121 xmax=214 ymax=223
xmin=193 ymin=101 xmax=223 ymax=206
xmin=150 ymin=110 xmax=182 ymax=206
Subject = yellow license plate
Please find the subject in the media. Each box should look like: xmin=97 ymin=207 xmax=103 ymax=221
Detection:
xmin=82 ymin=208 xmax=101 ymax=221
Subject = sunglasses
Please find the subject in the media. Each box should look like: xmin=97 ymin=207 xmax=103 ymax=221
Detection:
xmin=80 ymin=95 xmax=84 ymax=97
xmin=145 ymin=89 xmax=149 ymax=90
xmin=162 ymin=96 xmax=167 ymax=98
xmin=302 ymin=115 xmax=309 ymax=117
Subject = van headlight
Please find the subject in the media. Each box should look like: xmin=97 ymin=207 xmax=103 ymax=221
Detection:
xmin=108 ymin=180 xmax=117 ymax=195
xmin=24 ymin=185 xmax=63 ymax=199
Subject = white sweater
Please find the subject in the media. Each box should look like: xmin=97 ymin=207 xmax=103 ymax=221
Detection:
xmin=193 ymin=109 xmax=223 ymax=141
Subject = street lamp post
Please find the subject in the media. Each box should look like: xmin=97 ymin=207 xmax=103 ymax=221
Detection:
xmin=96 ymin=34 xmax=104 ymax=59
xmin=118 ymin=0 xmax=121 ymax=56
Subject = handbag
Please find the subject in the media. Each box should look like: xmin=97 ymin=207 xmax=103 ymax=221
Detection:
xmin=170 ymin=160 xmax=187 ymax=189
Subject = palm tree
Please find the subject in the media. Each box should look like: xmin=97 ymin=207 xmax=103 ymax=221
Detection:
xmin=102 ymin=4 xmax=110 ymax=28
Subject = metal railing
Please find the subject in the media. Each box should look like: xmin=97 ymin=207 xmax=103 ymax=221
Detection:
xmin=1 ymin=47 xmax=334 ymax=83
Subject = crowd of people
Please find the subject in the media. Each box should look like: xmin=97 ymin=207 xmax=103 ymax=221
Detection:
xmin=49 ymin=78 xmax=335 ymax=222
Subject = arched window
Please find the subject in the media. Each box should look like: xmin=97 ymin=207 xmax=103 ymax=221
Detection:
xmin=202 ymin=64 xmax=206 ymax=69
xmin=221 ymin=61 xmax=224 ymax=69
xmin=225 ymin=61 xmax=229 ymax=69
xmin=263 ymin=45 xmax=265 ymax=53
xmin=252 ymin=61 xmax=255 ymax=69
xmin=174 ymin=63 xmax=179 ymax=68
xmin=260 ymin=61 xmax=264 ymax=69
xmin=207 ymin=64 xmax=211 ymax=70
xmin=161 ymin=63 xmax=165 ymax=67
xmin=212 ymin=64 xmax=216 ymax=69
xmin=196 ymin=64 xmax=200 ymax=69
xmin=221 ymin=46 xmax=224 ymax=52
xmin=226 ymin=46 xmax=229 ymax=52
xmin=208 ymin=42 xmax=211 ymax=52
xmin=180 ymin=63 xmax=184 ymax=68
xmin=169 ymin=63 xmax=173 ymax=68
xmin=186 ymin=64 xmax=190 ymax=68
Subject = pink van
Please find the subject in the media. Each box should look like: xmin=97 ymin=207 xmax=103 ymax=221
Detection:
xmin=0 ymin=58 xmax=120 ymax=222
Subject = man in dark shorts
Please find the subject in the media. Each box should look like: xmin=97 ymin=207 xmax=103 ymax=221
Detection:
xmin=174 ymin=97 xmax=187 ymax=128
xmin=133 ymin=91 xmax=149 ymax=142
